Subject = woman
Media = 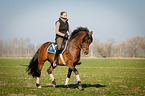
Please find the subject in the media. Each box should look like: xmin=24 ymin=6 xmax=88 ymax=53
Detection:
xmin=53 ymin=11 xmax=72 ymax=67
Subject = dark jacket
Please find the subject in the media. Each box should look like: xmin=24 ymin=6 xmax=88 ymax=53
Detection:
xmin=55 ymin=18 xmax=69 ymax=39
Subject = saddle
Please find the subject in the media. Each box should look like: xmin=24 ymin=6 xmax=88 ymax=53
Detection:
xmin=47 ymin=41 xmax=68 ymax=54
xmin=47 ymin=41 xmax=81 ymax=66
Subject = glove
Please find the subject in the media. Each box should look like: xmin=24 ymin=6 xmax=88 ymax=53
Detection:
xmin=63 ymin=33 xmax=69 ymax=40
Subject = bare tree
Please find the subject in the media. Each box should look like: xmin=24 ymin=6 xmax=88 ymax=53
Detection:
xmin=0 ymin=36 xmax=145 ymax=58
xmin=138 ymin=36 xmax=145 ymax=57
xmin=126 ymin=36 xmax=140 ymax=57
xmin=90 ymin=37 xmax=101 ymax=57
xmin=25 ymin=38 xmax=30 ymax=57
xmin=11 ymin=38 xmax=19 ymax=57
xmin=139 ymin=36 xmax=145 ymax=51
xmin=4 ymin=40 xmax=10 ymax=57
xmin=119 ymin=41 xmax=126 ymax=57
xmin=0 ymin=40 xmax=3 ymax=57
xmin=94 ymin=38 xmax=115 ymax=57
xmin=106 ymin=39 xmax=115 ymax=57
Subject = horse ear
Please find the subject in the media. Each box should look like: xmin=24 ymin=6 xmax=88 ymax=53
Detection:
xmin=90 ymin=31 xmax=93 ymax=36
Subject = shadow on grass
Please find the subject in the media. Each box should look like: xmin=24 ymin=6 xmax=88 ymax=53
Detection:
xmin=42 ymin=84 xmax=106 ymax=89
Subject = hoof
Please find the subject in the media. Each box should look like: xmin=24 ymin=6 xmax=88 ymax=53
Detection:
xmin=52 ymin=79 xmax=56 ymax=88
xmin=78 ymin=85 xmax=83 ymax=90
xmin=52 ymin=84 xmax=56 ymax=88
xmin=36 ymin=83 xmax=41 ymax=88
xmin=38 ymin=86 xmax=42 ymax=88
xmin=78 ymin=81 xmax=83 ymax=90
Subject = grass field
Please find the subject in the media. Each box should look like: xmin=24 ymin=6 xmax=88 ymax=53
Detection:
xmin=0 ymin=58 xmax=145 ymax=96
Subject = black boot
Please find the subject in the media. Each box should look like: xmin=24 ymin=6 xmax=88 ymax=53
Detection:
xmin=53 ymin=48 xmax=60 ymax=67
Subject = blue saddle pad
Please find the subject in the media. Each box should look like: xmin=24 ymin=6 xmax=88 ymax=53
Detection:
xmin=47 ymin=42 xmax=56 ymax=53
xmin=47 ymin=42 xmax=67 ymax=54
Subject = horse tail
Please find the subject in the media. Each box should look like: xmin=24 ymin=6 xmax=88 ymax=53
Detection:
xmin=26 ymin=49 xmax=40 ymax=78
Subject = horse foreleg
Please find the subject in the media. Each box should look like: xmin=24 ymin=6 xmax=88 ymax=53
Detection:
xmin=65 ymin=68 xmax=72 ymax=89
xmin=47 ymin=65 xmax=56 ymax=88
xmin=69 ymin=66 xmax=83 ymax=90
xmin=74 ymin=68 xmax=83 ymax=90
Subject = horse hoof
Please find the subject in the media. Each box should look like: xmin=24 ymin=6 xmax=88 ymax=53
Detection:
xmin=66 ymin=87 xmax=70 ymax=90
xmin=36 ymin=83 xmax=41 ymax=88
xmin=52 ymin=84 xmax=56 ymax=88
xmin=38 ymin=86 xmax=42 ymax=88
xmin=78 ymin=86 xmax=83 ymax=91
xmin=52 ymin=79 xmax=56 ymax=88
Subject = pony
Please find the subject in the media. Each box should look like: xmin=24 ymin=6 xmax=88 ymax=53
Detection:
xmin=26 ymin=27 xmax=93 ymax=90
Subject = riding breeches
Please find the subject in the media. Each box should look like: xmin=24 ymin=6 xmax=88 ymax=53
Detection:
xmin=56 ymin=37 xmax=63 ymax=50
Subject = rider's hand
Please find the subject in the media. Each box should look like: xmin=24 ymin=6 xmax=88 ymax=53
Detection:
xmin=63 ymin=33 xmax=69 ymax=40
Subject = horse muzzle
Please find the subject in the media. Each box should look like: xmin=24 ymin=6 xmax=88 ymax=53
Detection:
xmin=82 ymin=47 xmax=89 ymax=55
xmin=84 ymin=51 xmax=88 ymax=55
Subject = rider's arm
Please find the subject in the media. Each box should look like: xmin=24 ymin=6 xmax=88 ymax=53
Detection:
xmin=56 ymin=22 xmax=65 ymax=37
xmin=68 ymin=25 xmax=72 ymax=35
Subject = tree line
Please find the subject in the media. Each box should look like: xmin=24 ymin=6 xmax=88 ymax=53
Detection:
xmin=0 ymin=38 xmax=39 ymax=57
xmin=0 ymin=36 xmax=145 ymax=58
xmin=89 ymin=36 xmax=145 ymax=58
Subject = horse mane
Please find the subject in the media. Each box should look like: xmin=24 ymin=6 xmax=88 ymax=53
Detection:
xmin=70 ymin=27 xmax=89 ymax=39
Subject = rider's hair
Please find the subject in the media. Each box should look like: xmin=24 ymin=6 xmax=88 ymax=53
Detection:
xmin=60 ymin=11 xmax=67 ymax=15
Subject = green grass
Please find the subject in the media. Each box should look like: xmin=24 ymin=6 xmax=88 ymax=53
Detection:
xmin=0 ymin=58 xmax=145 ymax=95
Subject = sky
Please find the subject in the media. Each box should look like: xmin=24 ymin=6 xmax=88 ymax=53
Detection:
xmin=0 ymin=0 xmax=145 ymax=44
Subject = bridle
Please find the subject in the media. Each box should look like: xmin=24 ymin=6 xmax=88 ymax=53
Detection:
xmin=69 ymin=33 xmax=91 ymax=51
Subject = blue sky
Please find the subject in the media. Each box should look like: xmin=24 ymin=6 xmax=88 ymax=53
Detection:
xmin=0 ymin=0 xmax=145 ymax=44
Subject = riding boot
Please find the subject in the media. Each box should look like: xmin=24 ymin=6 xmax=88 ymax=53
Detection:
xmin=53 ymin=48 xmax=60 ymax=67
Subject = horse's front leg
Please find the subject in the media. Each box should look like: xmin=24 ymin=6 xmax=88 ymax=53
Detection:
xmin=65 ymin=68 xmax=72 ymax=89
xmin=47 ymin=65 xmax=56 ymax=88
xmin=69 ymin=66 xmax=83 ymax=90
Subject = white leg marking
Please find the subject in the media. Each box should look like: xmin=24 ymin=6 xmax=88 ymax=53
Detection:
xmin=38 ymin=86 xmax=42 ymax=88
xmin=65 ymin=77 xmax=70 ymax=85
xmin=36 ymin=77 xmax=40 ymax=84
xmin=36 ymin=77 xmax=41 ymax=88
xmin=76 ymin=75 xmax=81 ymax=81
xmin=50 ymin=74 xmax=55 ymax=81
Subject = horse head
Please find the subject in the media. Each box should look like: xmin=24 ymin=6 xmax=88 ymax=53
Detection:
xmin=70 ymin=27 xmax=93 ymax=55
xmin=81 ymin=31 xmax=93 ymax=55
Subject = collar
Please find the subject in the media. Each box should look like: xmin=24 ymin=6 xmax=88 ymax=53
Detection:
xmin=59 ymin=17 xmax=68 ymax=23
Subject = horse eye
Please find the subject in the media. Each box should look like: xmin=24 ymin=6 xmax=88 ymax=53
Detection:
xmin=85 ymin=40 xmax=89 ymax=43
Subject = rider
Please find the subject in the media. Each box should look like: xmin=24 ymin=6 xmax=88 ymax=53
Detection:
xmin=53 ymin=11 xmax=71 ymax=67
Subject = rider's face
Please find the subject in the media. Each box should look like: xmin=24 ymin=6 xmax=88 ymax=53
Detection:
xmin=60 ymin=13 xmax=67 ymax=18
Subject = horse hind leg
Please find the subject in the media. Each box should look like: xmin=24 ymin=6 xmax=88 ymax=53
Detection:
xmin=36 ymin=58 xmax=45 ymax=88
xmin=47 ymin=65 xmax=56 ymax=88
xmin=36 ymin=77 xmax=41 ymax=88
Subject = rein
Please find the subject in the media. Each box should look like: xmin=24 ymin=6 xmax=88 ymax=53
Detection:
xmin=66 ymin=39 xmax=81 ymax=54
xmin=66 ymin=33 xmax=89 ymax=54
xmin=70 ymin=40 xmax=82 ymax=50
